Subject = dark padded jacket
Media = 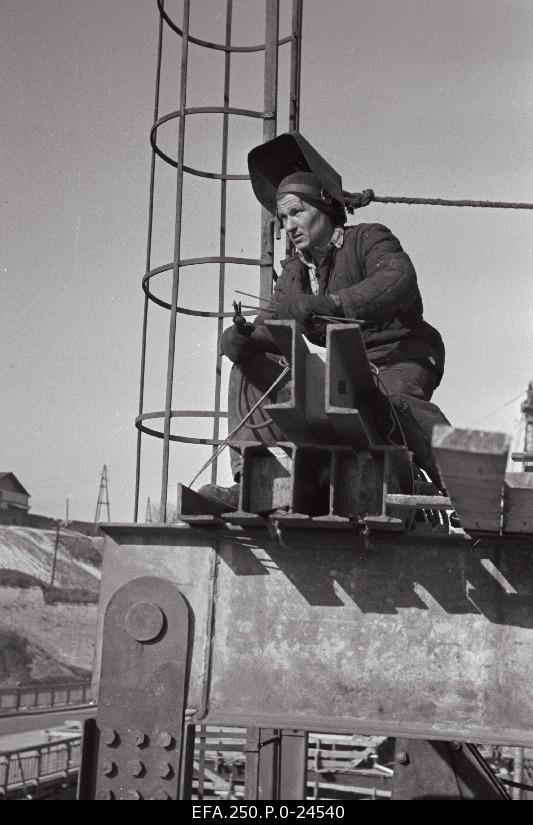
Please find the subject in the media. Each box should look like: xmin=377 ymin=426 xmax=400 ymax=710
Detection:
xmin=252 ymin=223 xmax=445 ymax=384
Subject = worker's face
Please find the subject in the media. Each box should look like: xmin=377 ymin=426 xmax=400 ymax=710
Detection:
xmin=276 ymin=194 xmax=334 ymax=254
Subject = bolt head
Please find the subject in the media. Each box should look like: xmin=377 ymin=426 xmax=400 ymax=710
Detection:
xmin=122 ymin=790 xmax=142 ymax=800
xmin=156 ymin=731 xmax=174 ymax=749
xmin=128 ymin=759 xmax=144 ymax=777
xmin=98 ymin=790 xmax=114 ymax=800
xmin=101 ymin=728 xmax=118 ymax=747
xmin=152 ymin=790 xmax=171 ymax=800
xmin=157 ymin=761 xmax=173 ymax=779
xmin=450 ymin=741 xmax=462 ymax=751
xmin=101 ymin=759 xmax=115 ymax=776
xmin=130 ymin=728 xmax=147 ymax=747
xmin=397 ymin=750 xmax=410 ymax=765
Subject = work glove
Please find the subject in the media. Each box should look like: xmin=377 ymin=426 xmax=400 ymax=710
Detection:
xmin=220 ymin=325 xmax=255 ymax=364
xmin=276 ymin=294 xmax=342 ymax=328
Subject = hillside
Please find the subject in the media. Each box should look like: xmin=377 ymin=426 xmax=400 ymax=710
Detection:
xmin=0 ymin=526 xmax=102 ymax=687
xmin=0 ymin=626 xmax=91 ymax=687
xmin=0 ymin=525 xmax=102 ymax=592
xmin=0 ymin=587 xmax=98 ymax=690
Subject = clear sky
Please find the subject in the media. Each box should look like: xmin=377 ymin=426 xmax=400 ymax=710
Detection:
xmin=2 ymin=0 xmax=532 ymax=522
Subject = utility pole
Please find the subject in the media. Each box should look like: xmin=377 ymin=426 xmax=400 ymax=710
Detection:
xmin=521 ymin=382 xmax=533 ymax=472
xmin=50 ymin=520 xmax=60 ymax=587
xmin=95 ymin=465 xmax=111 ymax=524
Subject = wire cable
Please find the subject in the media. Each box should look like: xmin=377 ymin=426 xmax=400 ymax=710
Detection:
xmin=469 ymin=390 xmax=525 ymax=427
xmin=189 ymin=358 xmax=289 ymax=487
xmin=344 ymin=189 xmax=533 ymax=212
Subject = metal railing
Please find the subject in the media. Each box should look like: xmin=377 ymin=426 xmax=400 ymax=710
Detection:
xmin=0 ymin=737 xmax=81 ymax=798
xmin=0 ymin=680 xmax=92 ymax=715
xmin=194 ymin=727 xmax=392 ymax=800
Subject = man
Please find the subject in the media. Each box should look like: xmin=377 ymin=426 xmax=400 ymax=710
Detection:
xmin=199 ymin=133 xmax=449 ymax=510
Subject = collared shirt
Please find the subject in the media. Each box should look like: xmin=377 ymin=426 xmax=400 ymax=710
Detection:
xmin=297 ymin=226 xmax=345 ymax=294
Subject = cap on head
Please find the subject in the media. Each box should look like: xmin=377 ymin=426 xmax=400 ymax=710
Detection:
xmin=247 ymin=132 xmax=346 ymax=222
xmin=275 ymin=171 xmax=342 ymax=220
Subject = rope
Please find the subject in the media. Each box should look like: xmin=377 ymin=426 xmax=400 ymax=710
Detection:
xmin=343 ymin=189 xmax=533 ymax=213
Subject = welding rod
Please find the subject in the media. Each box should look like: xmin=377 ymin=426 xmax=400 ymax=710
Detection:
xmin=235 ymin=292 xmax=364 ymax=323
xmin=238 ymin=303 xmax=276 ymax=313
xmin=314 ymin=314 xmax=366 ymax=324
xmin=235 ymin=290 xmax=276 ymax=307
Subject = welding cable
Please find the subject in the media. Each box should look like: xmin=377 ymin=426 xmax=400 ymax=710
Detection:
xmin=236 ymin=352 xmax=290 ymax=432
xmin=370 ymin=364 xmax=418 ymax=530
xmin=238 ymin=374 xmax=274 ymax=431
xmin=188 ymin=358 xmax=290 ymax=488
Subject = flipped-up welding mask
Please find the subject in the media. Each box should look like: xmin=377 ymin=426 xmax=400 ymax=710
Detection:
xmin=247 ymin=131 xmax=346 ymax=223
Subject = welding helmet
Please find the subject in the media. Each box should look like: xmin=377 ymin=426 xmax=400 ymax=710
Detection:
xmin=247 ymin=131 xmax=346 ymax=222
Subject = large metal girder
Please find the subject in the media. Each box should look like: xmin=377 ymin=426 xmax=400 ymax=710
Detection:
xmin=242 ymin=728 xmax=307 ymax=800
xmin=79 ymin=576 xmax=190 ymax=800
xmin=97 ymin=525 xmax=533 ymax=748
xmin=262 ymin=321 xmax=377 ymax=448
xmin=177 ymin=444 xmax=411 ymax=530
xmin=392 ymin=739 xmax=509 ymax=800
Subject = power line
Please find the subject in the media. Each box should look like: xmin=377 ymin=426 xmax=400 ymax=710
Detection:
xmin=469 ymin=390 xmax=526 ymax=427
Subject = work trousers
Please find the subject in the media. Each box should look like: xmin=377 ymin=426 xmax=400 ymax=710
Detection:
xmin=227 ymin=353 xmax=449 ymax=488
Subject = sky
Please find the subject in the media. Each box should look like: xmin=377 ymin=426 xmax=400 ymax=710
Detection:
xmin=1 ymin=0 xmax=532 ymax=522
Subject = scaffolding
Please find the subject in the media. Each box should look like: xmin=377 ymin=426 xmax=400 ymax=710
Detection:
xmin=134 ymin=1 xmax=303 ymax=520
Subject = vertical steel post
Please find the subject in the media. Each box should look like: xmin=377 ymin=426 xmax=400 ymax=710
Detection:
xmin=211 ymin=0 xmax=234 ymax=483
xmin=522 ymin=382 xmax=533 ymax=472
xmin=289 ymin=0 xmax=303 ymax=133
xmin=279 ymin=730 xmax=308 ymax=799
xmin=245 ymin=727 xmax=280 ymax=799
xmin=259 ymin=0 xmax=279 ymax=304
xmin=134 ymin=8 xmax=165 ymax=522
xmin=512 ymin=747 xmax=524 ymax=800
xmin=160 ymin=0 xmax=191 ymax=520
xmin=180 ymin=724 xmax=196 ymax=799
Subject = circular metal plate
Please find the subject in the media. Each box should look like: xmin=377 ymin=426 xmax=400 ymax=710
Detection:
xmin=125 ymin=601 xmax=165 ymax=642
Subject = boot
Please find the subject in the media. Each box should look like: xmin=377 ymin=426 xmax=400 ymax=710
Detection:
xmin=197 ymin=482 xmax=240 ymax=511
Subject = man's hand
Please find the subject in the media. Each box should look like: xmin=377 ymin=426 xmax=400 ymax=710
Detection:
xmin=276 ymin=294 xmax=342 ymax=327
xmin=220 ymin=326 xmax=254 ymax=363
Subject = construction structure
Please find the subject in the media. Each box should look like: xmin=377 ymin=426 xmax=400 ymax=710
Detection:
xmin=78 ymin=2 xmax=533 ymax=801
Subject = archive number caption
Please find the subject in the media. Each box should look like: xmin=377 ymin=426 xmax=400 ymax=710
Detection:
xmin=192 ymin=805 xmax=345 ymax=820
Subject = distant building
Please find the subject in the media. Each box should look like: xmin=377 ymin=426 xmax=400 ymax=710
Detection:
xmin=0 ymin=472 xmax=30 ymax=525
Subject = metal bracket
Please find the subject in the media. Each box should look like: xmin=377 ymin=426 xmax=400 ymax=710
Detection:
xmin=78 ymin=576 xmax=190 ymax=800
xmin=392 ymin=738 xmax=510 ymax=800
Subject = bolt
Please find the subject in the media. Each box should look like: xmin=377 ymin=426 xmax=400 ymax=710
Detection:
xmin=125 ymin=601 xmax=165 ymax=642
xmin=122 ymin=790 xmax=142 ymax=800
xmin=152 ymin=790 xmax=171 ymax=800
xmin=128 ymin=760 xmax=144 ymax=777
xmin=397 ymin=750 xmax=410 ymax=765
xmin=450 ymin=741 xmax=462 ymax=752
xmin=130 ymin=729 xmax=147 ymax=747
xmin=101 ymin=759 xmax=115 ymax=776
xmin=101 ymin=728 xmax=118 ymax=747
xmin=157 ymin=761 xmax=173 ymax=779
xmin=156 ymin=731 xmax=174 ymax=750
xmin=98 ymin=790 xmax=114 ymax=800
